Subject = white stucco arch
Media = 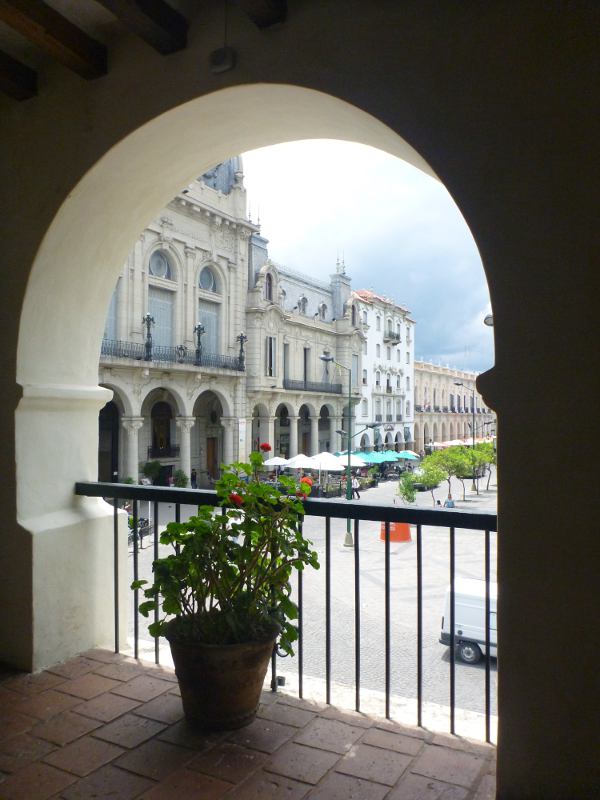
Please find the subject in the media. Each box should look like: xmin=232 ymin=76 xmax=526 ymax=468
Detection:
xmin=140 ymin=386 xmax=188 ymax=418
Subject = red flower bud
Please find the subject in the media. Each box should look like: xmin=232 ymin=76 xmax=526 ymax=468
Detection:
xmin=296 ymin=491 xmax=308 ymax=500
xmin=228 ymin=492 xmax=244 ymax=507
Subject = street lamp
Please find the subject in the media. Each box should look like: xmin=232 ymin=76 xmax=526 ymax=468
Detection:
xmin=455 ymin=381 xmax=477 ymax=489
xmin=193 ymin=322 xmax=205 ymax=366
xmin=142 ymin=314 xmax=154 ymax=361
xmin=321 ymin=352 xmax=354 ymax=547
xmin=236 ymin=331 xmax=248 ymax=368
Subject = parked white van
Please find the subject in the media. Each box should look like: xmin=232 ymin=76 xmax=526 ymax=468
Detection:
xmin=440 ymin=578 xmax=498 ymax=664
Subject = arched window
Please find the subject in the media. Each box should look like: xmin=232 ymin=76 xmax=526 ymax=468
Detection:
xmin=319 ymin=302 xmax=327 ymax=320
xmin=376 ymin=315 xmax=381 ymax=331
xmin=406 ymin=401 xmax=411 ymax=417
xmin=351 ymin=305 xmax=357 ymax=326
xmin=362 ymin=368 xmax=367 ymax=385
xmin=149 ymin=250 xmax=173 ymax=280
xmin=298 ymin=295 xmax=307 ymax=314
xmin=199 ymin=266 xmax=219 ymax=293
xmin=375 ymin=370 xmax=381 ymax=386
xmin=362 ymin=310 xmax=368 ymax=324
xmin=265 ymin=272 xmax=273 ymax=301
xmin=151 ymin=401 xmax=172 ymax=455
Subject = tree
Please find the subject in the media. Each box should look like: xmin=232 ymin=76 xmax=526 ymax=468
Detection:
xmin=397 ymin=473 xmax=417 ymax=504
xmin=474 ymin=442 xmax=496 ymax=490
xmin=173 ymin=469 xmax=189 ymax=488
xmin=418 ymin=461 xmax=446 ymax=506
xmin=143 ymin=460 xmax=161 ymax=483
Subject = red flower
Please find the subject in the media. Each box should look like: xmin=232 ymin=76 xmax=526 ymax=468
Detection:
xmin=300 ymin=476 xmax=313 ymax=487
xmin=259 ymin=442 xmax=272 ymax=452
xmin=228 ymin=492 xmax=244 ymax=507
xmin=296 ymin=491 xmax=308 ymax=500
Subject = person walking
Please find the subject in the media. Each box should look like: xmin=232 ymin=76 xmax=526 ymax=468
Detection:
xmin=352 ymin=474 xmax=361 ymax=499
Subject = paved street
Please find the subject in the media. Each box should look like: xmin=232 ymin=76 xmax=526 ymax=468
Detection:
xmin=127 ymin=470 xmax=498 ymax=739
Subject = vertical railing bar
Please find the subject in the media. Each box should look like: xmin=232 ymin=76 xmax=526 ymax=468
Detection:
xmin=485 ymin=528 xmax=491 ymax=744
xmin=449 ymin=526 xmax=456 ymax=735
xmin=325 ymin=517 xmax=331 ymax=705
xmin=113 ymin=498 xmax=119 ymax=654
xmin=133 ymin=500 xmax=139 ymax=661
xmin=354 ymin=518 xmax=360 ymax=713
xmin=175 ymin=503 xmax=181 ymax=524
xmin=298 ymin=526 xmax=304 ymax=699
xmin=270 ymin=515 xmax=279 ymax=692
xmin=384 ymin=519 xmax=391 ymax=719
xmin=153 ymin=501 xmax=160 ymax=665
xmin=416 ymin=523 xmax=423 ymax=727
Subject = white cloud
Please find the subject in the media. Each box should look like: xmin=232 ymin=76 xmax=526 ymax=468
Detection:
xmin=242 ymin=140 xmax=494 ymax=372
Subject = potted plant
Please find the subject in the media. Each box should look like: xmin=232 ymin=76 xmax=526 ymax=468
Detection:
xmin=133 ymin=451 xmax=319 ymax=731
xmin=142 ymin=459 xmax=161 ymax=484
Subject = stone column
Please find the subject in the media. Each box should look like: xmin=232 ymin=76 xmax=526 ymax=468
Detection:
xmin=266 ymin=417 xmax=276 ymax=454
xmin=288 ymin=415 xmax=299 ymax=457
xmin=331 ymin=416 xmax=342 ymax=453
xmin=121 ymin=416 xmax=144 ymax=481
xmin=222 ymin=417 xmax=235 ymax=466
xmin=310 ymin=415 xmax=319 ymax=455
xmin=176 ymin=416 xmax=195 ymax=481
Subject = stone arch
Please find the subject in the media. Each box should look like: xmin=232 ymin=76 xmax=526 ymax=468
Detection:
xmin=192 ymin=390 xmax=227 ymax=486
xmin=251 ymin=403 xmax=270 ymax=453
xmin=360 ymin=431 xmax=371 ymax=450
xmin=385 ymin=432 xmax=394 ymax=446
xmin=140 ymin=385 xmax=187 ymax=417
xmin=441 ymin=422 xmax=448 ymax=442
xmin=395 ymin=431 xmax=403 ymax=450
xmin=413 ymin=422 xmax=421 ymax=452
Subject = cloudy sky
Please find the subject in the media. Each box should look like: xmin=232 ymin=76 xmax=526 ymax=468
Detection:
xmin=242 ymin=140 xmax=494 ymax=373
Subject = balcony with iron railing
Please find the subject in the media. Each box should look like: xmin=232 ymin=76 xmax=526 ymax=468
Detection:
xmin=375 ymin=414 xmax=383 ymax=421
xmin=147 ymin=445 xmax=180 ymax=459
xmin=100 ymin=338 xmax=245 ymax=372
xmin=383 ymin=330 xmax=401 ymax=343
xmin=282 ymin=378 xmax=343 ymax=394
xmin=396 ymin=414 xmax=403 ymax=421
xmin=386 ymin=414 xmax=393 ymax=422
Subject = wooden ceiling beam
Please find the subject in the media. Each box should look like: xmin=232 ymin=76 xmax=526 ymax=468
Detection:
xmin=238 ymin=0 xmax=287 ymax=29
xmin=0 ymin=48 xmax=36 ymax=99
xmin=95 ymin=0 xmax=187 ymax=55
xmin=0 ymin=0 xmax=107 ymax=79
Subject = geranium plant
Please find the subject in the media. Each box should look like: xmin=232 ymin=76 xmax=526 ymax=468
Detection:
xmin=133 ymin=451 xmax=319 ymax=656
xmin=259 ymin=442 xmax=272 ymax=452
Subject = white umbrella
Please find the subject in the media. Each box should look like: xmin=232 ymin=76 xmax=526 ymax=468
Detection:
xmin=263 ymin=456 xmax=289 ymax=466
xmin=336 ymin=453 xmax=366 ymax=468
xmin=312 ymin=452 xmax=345 ymax=471
xmin=286 ymin=454 xmax=318 ymax=470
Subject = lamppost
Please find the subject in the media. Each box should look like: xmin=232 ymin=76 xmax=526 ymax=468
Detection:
xmin=142 ymin=314 xmax=154 ymax=361
xmin=194 ymin=322 xmax=205 ymax=366
xmin=455 ymin=381 xmax=477 ymax=489
xmin=321 ymin=352 xmax=354 ymax=547
xmin=237 ymin=331 xmax=248 ymax=368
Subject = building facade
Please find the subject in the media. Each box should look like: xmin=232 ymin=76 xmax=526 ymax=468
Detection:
xmin=352 ymin=290 xmax=415 ymax=451
xmin=98 ymin=160 xmax=363 ymax=485
xmin=413 ymin=361 xmax=495 ymax=454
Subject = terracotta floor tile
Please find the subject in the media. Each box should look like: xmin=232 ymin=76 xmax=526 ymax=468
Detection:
xmin=139 ymin=768 xmax=233 ymax=799
xmin=0 ymin=732 xmax=56 ymax=773
xmin=94 ymin=661 xmax=146 ymax=682
xmin=335 ymin=742 xmax=411 ymax=785
xmin=293 ymin=717 xmax=364 ymax=754
xmin=43 ymin=734 xmax=124 ymax=777
xmin=157 ymin=720 xmax=227 ymax=751
xmin=81 ymin=649 xmax=128 ymax=665
xmin=0 ymin=761 xmax=77 ymax=799
xmin=60 ymin=764 xmax=155 ymax=800
xmin=387 ymin=772 xmax=470 ymax=800
xmin=257 ymin=701 xmax=316 ymax=728
xmin=92 ymin=713 xmax=166 ymax=748
xmin=275 ymin=694 xmax=327 ymax=713
xmin=74 ymin=692 xmax=141 ymax=723
xmin=361 ymin=726 xmax=424 ymax=756
xmin=111 ymin=675 xmax=173 ymax=702
xmin=46 ymin=657 xmax=100 ymax=681
xmin=189 ymin=742 xmax=266 ymax=783
xmin=0 ymin=711 xmax=37 ymax=741
xmin=319 ymin=705 xmax=374 ymax=728
xmin=473 ymin=772 xmax=497 ymax=799
xmin=225 ymin=769 xmax=310 ymax=799
xmin=115 ymin=738 xmax=195 ymax=780
xmin=31 ymin=710 xmax=102 ymax=745
xmin=3 ymin=671 xmax=66 ymax=696
xmin=143 ymin=666 xmax=178 ymax=683
xmin=54 ymin=673 xmax=122 ymax=700
xmin=16 ymin=689 xmax=81 ymax=721
xmin=265 ymin=741 xmax=339 ymax=784
xmin=411 ymin=744 xmax=488 ymax=788
xmin=132 ymin=692 xmax=184 ymax=724
xmin=228 ymin=717 xmax=296 ymax=754
xmin=373 ymin=718 xmax=431 ymax=740
xmin=307 ymin=771 xmax=389 ymax=800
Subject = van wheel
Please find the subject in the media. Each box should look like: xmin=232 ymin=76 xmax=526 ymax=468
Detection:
xmin=456 ymin=642 xmax=482 ymax=664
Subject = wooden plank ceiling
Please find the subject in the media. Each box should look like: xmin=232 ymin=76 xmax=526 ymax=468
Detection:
xmin=0 ymin=0 xmax=287 ymax=100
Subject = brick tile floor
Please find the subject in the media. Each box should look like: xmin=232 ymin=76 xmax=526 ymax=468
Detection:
xmin=0 ymin=650 xmax=496 ymax=799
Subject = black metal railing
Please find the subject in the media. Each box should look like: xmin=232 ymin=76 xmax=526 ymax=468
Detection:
xmin=75 ymin=481 xmax=497 ymax=744
xmin=383 ymin=331 xmax=401 ymax=343
xmin=282 ymin=379 xmax=342 ymax=394
xmin=396 ymin=414 xmax=402 ymax=421
xmin=375 ymin=414 xmax=383 ymax=421
xmin=386 ymin=414 xmax=393 ymax=422
xmin=101 ymin=338 xmax=245 ymax=371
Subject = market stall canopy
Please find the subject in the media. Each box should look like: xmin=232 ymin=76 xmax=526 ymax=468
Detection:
xmin=311 ymin=452 xmax=345 ymax=471
xmin=336 ymin=453 xmax=367 ymax=468
xmin=263 ymin=456 xmax=289 ymax=466
xmin=285 ymin=454 xmax=318 ymax=470
xmin=396 ymin=450 xmax=419 ymax=460
xmin=381 ymin=450 xmax=402 ymax=461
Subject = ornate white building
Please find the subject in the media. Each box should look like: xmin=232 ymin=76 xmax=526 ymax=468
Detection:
xmin=352 ymin=289 xmax=415 ymax=451
xmin=98 ymin=160 xmax=363 ymax=486
xmin=413 ymin=361 xmax=495 ymax=453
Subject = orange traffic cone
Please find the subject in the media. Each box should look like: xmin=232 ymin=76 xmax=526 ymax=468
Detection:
xmin=380 ymin=522 xmax=412 ymax=542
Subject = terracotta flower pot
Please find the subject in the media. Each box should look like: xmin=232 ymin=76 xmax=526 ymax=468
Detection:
xmin=166 ymin=630 xmax=276 ymax=731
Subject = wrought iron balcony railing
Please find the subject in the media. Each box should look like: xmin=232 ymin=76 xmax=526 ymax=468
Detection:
xmin=100 ymin=338 xmax=245 ymax=371
xmin=282 ymin=379 xmax=343 ymax=394
xmin=383 ymin=330 xmax=401 ymax=343
xmin=147 ymin=445 xmax=180 ymax=458
xmin=75 ymin=481 xmax=498 ymax=744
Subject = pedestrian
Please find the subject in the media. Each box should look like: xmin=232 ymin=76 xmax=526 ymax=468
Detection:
xmin=444 ymin=494 xmax=455 ymax=508
xmin=191 ymin=468 xmax=197 ymax=489
xmin=352 ymin=474 xmax=361 ymax=499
